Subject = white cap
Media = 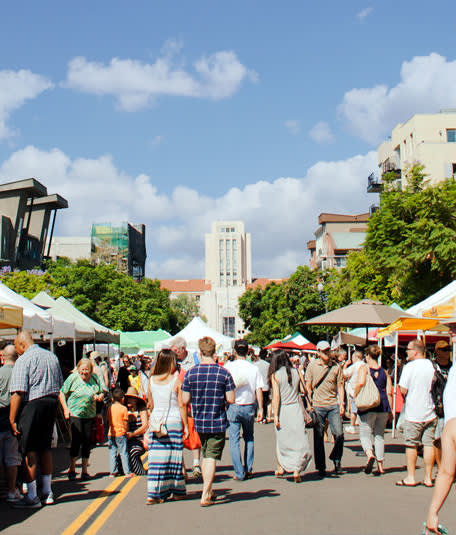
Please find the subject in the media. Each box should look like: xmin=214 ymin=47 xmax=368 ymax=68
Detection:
xmin=316 ymin=341 xmax=330 ymax=351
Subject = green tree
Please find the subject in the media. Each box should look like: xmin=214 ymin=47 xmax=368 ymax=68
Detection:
xmin=238 ymin=266 xmax=327 ymax=346
xmin=169 ymin=294 xmax=203 ymax=333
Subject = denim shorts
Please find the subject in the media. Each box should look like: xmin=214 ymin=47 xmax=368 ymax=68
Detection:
xmin=0 ymin=430 xmax=21 ymax=466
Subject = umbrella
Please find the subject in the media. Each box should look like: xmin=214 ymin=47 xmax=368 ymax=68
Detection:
xmin=332 ymin=331 xmax=367 ymax=347
xmin=300 ymin=299 xmax=416 ymax=342
xmin=265 ymin=340 xmax=316 ymax=351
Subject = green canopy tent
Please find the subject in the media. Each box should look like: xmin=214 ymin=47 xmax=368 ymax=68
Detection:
xmin=120 ymin=330 xmax=171 ymax=354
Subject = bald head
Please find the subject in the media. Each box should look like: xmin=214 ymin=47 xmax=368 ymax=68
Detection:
xmin=3 ymin=344 xmax=18 ymax=364
xmin=14 ymin=331 xmax=34 ymax=355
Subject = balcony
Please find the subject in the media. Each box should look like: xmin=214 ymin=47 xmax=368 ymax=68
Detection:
xmin=367 ymin=172 xmax=382 ymax=193
xmin=381 ymin=160 xmax=401 ymax=179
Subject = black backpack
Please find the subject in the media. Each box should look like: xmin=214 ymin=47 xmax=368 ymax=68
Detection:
xmin=430 ymin=361 xmax=447 ymax=418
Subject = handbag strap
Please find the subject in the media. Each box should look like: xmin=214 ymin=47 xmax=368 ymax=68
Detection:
xmin=312 ymin=363 xmax=334 ymax=395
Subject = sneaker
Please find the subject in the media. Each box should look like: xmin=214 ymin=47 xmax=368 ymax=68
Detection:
xmin=12 ymin=495 xmax=42 ymax=509
xmin=345 ymin=425 xmax=356 ymax=434
xmin=192 ymin=465 xmax=202 ymax=478
xmin=41 ymin=491 xmax=54 ymax=505
xmin=6 ymin=489 xmax=22 ymax=503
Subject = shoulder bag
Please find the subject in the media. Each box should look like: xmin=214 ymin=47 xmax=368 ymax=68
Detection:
xmin=149 ymin=378 xmax=175 ymax=438
xmin=302 ymin=364 xmax=334 ymax=428
xmin=354 ymin=365 xmax=381 ymax=412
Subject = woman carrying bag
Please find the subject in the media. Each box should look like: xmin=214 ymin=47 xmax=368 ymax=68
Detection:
xmin=353 ymin=345 xmax=393 ymax=475
xmin=146 ymin=350 xmax=189 ymax=504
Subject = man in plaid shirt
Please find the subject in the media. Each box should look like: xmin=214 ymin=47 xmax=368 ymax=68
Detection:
xmin=9 ymin=331 xmax=63 ymax=508
xmin=182 ymin=337 xmax=235 ymax=507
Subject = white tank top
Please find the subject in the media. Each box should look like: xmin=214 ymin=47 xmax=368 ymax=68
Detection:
xmin=149 ymin=376 xmax=181 ymax=423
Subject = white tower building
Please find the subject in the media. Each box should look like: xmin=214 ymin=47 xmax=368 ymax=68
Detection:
xmin=204 ymin=221 xmax=252 ymax=337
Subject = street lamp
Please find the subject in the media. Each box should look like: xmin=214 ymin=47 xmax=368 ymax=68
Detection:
xmin=317 ymin=282 xmax=329 ymax=341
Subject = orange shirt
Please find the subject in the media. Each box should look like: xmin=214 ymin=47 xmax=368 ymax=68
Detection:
xmin=107 ymin=402 xmax=129 ymax=437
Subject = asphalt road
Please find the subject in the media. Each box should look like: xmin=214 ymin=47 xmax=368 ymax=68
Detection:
xmin=1 ymin=423 xmax=455 ymax=535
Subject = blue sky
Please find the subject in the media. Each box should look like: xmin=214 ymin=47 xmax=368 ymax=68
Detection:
xmin=1 ymin=1 xmax=456 ymax=278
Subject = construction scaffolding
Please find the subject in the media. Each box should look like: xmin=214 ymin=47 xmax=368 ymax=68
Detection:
xmin=91 ymin=223 xmax=129 ymax=274
xmin=90 ymin=222 xmax=146 ymax=280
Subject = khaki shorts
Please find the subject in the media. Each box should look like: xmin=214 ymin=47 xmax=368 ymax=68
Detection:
xmin=403 ymin=418 xmax=437 ymax=447
xmin=199 ymin=432 xmax=226 ymax=460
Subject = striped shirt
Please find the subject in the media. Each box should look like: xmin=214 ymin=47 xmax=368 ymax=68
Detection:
xmin=182 ymin=363 xmax=235 ymax=433
xmin=9 ymin=344 xmax=63 ymax=401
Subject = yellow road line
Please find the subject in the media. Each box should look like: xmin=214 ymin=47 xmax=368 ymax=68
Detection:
xmin=83 ymin=475 xmax=141 ymax=535
xmin=60 ymin=476 xmax=126 ymax=535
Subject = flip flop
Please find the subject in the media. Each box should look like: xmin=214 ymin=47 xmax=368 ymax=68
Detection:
xmin=395 ymin=479 xmax=420 ymax=487
xmin=422 ymin=521 xmax=448 ymax=534
xmin=423 ymin=482 xmax=435 ymax=488
xmin=365 ymin=456 xmax=375 ymax=475
xmin=200 ymin=500 xmax=215 ymax=507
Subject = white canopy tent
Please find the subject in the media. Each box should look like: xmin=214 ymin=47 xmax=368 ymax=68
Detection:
xmin=156 ymin=317 xmax=235 ymax=354
xmin=0 ymin=282 xmax=74 ymax=340
xmin=407 ymin=280 xmax=456 ymax=318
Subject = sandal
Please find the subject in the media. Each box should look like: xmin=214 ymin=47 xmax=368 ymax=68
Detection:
xmin=422 ymin=521 xmax=448 ymax=534
xmin=365 ymin=456 xmax=375 ymax=475
xmin=147 ymin=498 xmax=164 ymax=505
xmin=200 ymin=500 xmax=215 ymax=507
xmin=274 ymin=470 xmax=285 ymax=477
xmin=68 ymin=470 xmax=77 ymax=481
xmin=395 ymin=479 xmax=420 ymax=487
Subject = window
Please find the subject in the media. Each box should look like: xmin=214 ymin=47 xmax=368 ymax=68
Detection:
xmin=223 ymin=317 xmax=235 ymax=338
xmin=195 ymin=295 xmax=200 ymax=301
xmin=447 ymin=129 xmax=456 ymax=142
xmin=233 ymin=280 xmax=237 ymax=286
xmin=231 ymin=227 xmax=235 ymax=232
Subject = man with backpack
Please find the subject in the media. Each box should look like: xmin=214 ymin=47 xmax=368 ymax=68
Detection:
xmin=397 ymin=339 xmax=436 ymax=488
xmin=432 ymin=340 xmax=452 ymax=469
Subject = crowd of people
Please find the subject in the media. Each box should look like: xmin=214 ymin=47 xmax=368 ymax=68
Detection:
xmin=1 ymin=326 xmax=456 ymax=532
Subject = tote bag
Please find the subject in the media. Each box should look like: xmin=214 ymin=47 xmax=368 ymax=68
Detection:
xmin=355 ymin=367 xmax=381 ymax=412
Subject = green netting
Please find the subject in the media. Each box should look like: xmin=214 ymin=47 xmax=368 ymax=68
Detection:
xmin=91 ymin=223 xmax=129 ymax=272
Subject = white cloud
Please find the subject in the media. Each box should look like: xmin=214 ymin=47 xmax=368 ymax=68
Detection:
xmin=339 ymin=53 xmax=456 ymax=145
xmin=0 ymin=146 xmax=376 ymax=278
xmin=309 ymin=121 xmax=334 ymax=143
xmin=357 ymin=7 xmax=373 ymax=22
xmin=284 ymin=120 xmax=300 ymax=135
xmin=0 ymin=69 xmax=53 ymax=140
xmin=64 ymin=46 xmax=257 ymax=111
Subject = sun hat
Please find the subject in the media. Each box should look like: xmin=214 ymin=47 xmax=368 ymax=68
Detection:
xmin=124 ymin=387 xmax=147 ymax=409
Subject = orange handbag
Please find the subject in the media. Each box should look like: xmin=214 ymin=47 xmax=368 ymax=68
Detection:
xmin=183 ymin=417 xmax=201 ymax=450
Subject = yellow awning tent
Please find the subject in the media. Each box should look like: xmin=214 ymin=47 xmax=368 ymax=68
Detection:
xmin=0 ymin=303 xmax=23 ymax=330
xmin=377 ymin=317 xmax=448 ymax=338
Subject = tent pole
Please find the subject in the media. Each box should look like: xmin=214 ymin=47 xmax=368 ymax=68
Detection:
xmin=73 ymin=337 xmax=77 ymax=368
xmin=392 ymin=331 xmax=399 ymax=438
xmin=378 ymin=336 xmax=382 ymax=366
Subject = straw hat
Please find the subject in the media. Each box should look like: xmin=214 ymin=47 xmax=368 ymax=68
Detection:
xmin=124 ymin=387 xmax=146 ymax=409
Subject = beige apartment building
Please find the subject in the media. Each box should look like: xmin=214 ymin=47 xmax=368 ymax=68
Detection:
xmin=369 ymin=110 xmax=456 ymax=192
xmin=307 ymin=213 xmax=369 ymax=270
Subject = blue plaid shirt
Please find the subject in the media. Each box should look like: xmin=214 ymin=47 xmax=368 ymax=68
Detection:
xmin=182 ymin=363 xmax=235 ymax=433
xmin=9 ymin=344 xmax=63 ymax=401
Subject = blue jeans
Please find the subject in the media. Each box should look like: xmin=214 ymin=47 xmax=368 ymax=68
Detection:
xmin=227 ymin=404 xmax=256 ymax=479
xmin=313 ymin=405 xmax=344 ymax=471
xmin=108 ymin=435 xmax=130 ymax=475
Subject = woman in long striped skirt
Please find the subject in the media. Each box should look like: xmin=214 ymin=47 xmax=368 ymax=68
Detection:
xmin=147 ymin=350 xmax=189 ymax=504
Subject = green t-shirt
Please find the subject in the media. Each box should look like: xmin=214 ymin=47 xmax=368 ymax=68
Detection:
xmin=61 ymin=372 xmax=104 ymax=418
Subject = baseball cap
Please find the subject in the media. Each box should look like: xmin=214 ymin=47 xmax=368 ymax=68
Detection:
xmin=316 ymin=341 xmax=331 ymax=351
xmin=435 ymin=340 xmax=451 ymax=351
